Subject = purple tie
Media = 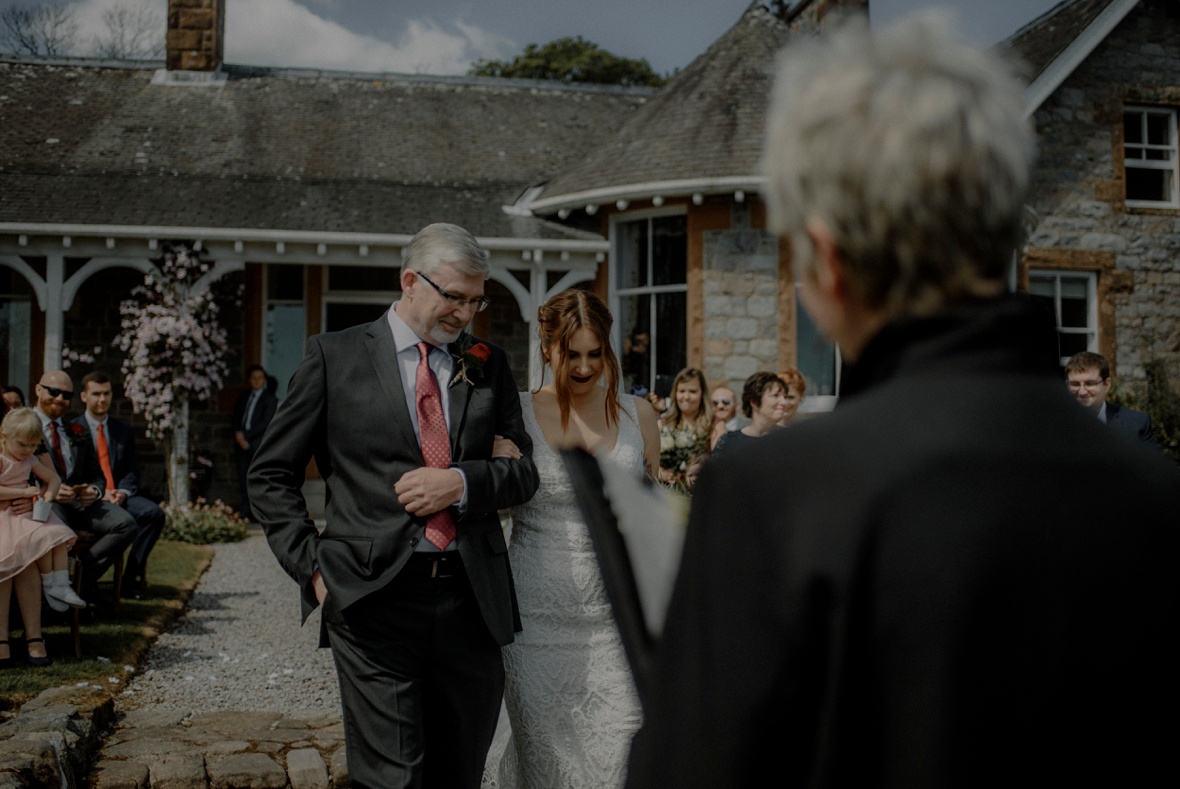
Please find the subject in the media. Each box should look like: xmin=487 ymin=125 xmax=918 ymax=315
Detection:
xmin=416 ymin=342 xmax=457 ymax=550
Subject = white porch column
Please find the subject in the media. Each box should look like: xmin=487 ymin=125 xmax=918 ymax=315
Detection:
xmin=527 ymin=250 xmax=546 ymax=391
xmin=42 ymin=253 xmax=65 ymax=372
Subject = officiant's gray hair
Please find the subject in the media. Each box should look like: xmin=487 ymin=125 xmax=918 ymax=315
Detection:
xmin=402 ymin=222 xmax=491 ymax=278
xmin=761 ymin=14 xmax=1034 ymax=319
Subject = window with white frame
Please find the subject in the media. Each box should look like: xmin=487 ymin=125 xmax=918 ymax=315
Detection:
xmin=1027 ymin=270 xmax=1097 ymax=365
xmin=612 ymin=212 xmax=687 ymax=399
xmin=263 ymin=264 xmax=306 ymax=400
xmin=1124 ymin=106 xmax=1179 ymax=207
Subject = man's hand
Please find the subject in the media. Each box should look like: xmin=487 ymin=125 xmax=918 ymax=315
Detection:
xmin=53 ymin=485 xmax=76 ymax=505
xmin=5 ymin=497 xmax=34 ymax=515
xmin=311 ymin=569 xmax=328 ymax=605
xmin=394 ymin=468 xmax=463 ymax=516
xmin=103 ymin=489 xmax=127 ymax=506
xmin=492 ymin=434 xmax=521 ymax=460
xmin=235 ymin=431 xmax=250 ymax=450
xmin=77 ymin=485 xmax=100 ymax=507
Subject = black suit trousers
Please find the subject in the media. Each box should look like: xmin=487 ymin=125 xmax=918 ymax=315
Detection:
xmin=323 ymin=563 xmax=504 ymax=789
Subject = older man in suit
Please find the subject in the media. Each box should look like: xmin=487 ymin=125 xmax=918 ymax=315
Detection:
xmin=32 ymin=370 xmax=136 ymax=597
xmin=1065 ymin=350 xmax=1156 ymax=447
xmin=75 ymin=371 xmax=166 ymax=597
xmin=232 ymin=364 xmax=278 ymax=520
xmin=250 ymin=223 xmax=538 ymax=789
xmin=627 ymin=17 xmax=1179 ymax=789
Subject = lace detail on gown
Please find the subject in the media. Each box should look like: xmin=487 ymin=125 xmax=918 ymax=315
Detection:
xmin=483 ymin=393 xmax=645 ymax=789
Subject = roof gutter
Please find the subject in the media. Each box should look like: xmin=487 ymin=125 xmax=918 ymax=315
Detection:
xmin=529 ymin=175 xmax=767 ymax=215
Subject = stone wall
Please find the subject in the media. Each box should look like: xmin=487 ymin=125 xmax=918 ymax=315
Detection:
xmin=1024 ymin=0 xmax=1180 ymax=389
xmin=701 ymin=201 xmax=780 ymax=392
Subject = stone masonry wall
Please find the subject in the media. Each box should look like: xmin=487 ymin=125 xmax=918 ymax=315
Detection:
xmin=702 ymin=201 xmax=780 ymax=393
xmin=1025 ymin=0 xmax=1180 ymax=389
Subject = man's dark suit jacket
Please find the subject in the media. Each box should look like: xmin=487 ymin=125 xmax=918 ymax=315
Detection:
xmin=70 ymin=415 xmax=144 ymax=496
xmin=40 ymin=416 xmax=104 ymax=489
xmin=1105 ymin=400 xmax=1156 ymax=446
xmin=249 ymin=314 xmax=538 ymax=646
xmin=627 ymin=299 xmax=1179 ymax=788
xmin=233 ymin=386 xmax=278 ymax=450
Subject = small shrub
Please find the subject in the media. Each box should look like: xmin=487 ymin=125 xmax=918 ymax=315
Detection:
xmin=163 ymin=498 xmax=249 ymax=544
xmin=1109 ymin=358 xmax=1180 ymax=465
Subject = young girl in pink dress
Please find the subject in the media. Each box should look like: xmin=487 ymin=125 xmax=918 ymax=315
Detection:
xmin=0 ymin=408 xmax=87 ymax=667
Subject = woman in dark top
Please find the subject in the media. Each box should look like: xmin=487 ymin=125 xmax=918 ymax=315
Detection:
xmin=713 ymin=372 xmax=788 ymax=455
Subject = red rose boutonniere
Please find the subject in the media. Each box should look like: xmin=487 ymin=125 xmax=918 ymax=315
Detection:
xmin=450 ymin=334 xmax=491 ymax=388
xmin=64 ymin=422 xmax=89 ymax=447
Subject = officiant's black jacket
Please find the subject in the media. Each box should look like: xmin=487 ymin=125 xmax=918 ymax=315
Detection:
xmin=627 ymin=298 xmax=1179 ymax=788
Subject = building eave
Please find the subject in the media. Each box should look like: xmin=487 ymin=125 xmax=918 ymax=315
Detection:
xmin=529 ymin=175 xmax=767 ymax=215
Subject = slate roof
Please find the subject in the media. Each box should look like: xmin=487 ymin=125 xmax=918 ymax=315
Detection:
xmin=0 ymin=59 xmax=653 ymax=240
xmin=530 ymin=2 xmax=794 ymax=212
xmin=1000 ymin=0 xmax=1120 ymax=81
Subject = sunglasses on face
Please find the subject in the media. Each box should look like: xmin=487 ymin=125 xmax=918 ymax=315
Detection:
xmin=712 ymin=398 xmax=732 ymax=406
xmin=40 ymin=385 xmax=74 ymax=401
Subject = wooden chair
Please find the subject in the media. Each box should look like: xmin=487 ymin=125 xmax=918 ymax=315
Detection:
xmin=68 ymin=532 xmax=123 ymax=657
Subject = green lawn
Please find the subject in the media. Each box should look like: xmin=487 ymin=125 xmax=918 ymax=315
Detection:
xmin=0 ymin=540 xmax=213 ymax=711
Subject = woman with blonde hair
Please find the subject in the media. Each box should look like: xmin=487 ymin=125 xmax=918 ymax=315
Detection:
xmin=486 ymin=288 xmax=658 ymax=788
xmin=657 ymin=367 xmax=712 ymax=484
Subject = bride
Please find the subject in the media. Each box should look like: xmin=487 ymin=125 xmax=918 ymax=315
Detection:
xmin=485 ymin=289 xmax=659 ymax=788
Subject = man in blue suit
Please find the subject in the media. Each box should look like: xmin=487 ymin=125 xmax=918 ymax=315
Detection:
xmin=1065 ymin=351 xmax=1156 ymax=447
xmin=76 ymin=371 xmax=166 ymax=598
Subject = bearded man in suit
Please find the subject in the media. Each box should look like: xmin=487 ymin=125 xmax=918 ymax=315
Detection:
xmin=250 ymin=222 xmax=538 ymax=789
xmin=627 ymin=16 xmax=1179 ymax=789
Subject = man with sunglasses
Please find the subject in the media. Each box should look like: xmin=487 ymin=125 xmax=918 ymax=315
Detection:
xmin=32 ymin=370 xmax=136 ymax=599
xmin=1065 ymin=351 xmax=1156 ymax=447
xmin=251 ymin=222 xmax=538 ymax=789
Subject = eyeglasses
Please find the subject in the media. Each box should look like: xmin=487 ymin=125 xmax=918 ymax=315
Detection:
xmin=39 ymin=385 xmax=74 ymax=401
xmin=712 ymin=398 xmax=732 ymax=406
xmin=417 ymin=272 xmax=490 ymax=312
xmin=1068 ymin=379 xmax=1107 ymax=390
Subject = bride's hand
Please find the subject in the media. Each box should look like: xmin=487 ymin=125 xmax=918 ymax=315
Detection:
xmin=492 ymin=435 xmax=521 ymax=460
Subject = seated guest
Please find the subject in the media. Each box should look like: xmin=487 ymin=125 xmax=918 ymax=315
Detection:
xmin=1065 ymin=351 xmax=1155 ymax=447
xmin=32 ymin=371 xmax=136 ymax=599
xmin=713 ymin=372 xmax=788 ymax=454
xmin=776 ymin=367 xmax=806 ymax=426
xmin=627 ymin=16 xmax=1179 ymax=788
xmin=709 ymin=385 xmax=741 ymax=449
xmin=2 ymin=386 xmax=24 ymax=411
xmin=75 ymin=372 xmax=166 ymax=598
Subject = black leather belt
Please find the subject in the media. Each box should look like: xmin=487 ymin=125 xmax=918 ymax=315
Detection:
xmin=404 ymin=552 xmax=465 ymax=580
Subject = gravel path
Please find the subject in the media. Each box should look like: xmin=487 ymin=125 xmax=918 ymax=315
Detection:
xmin=120 ymin=530 xmax=342 ymax=717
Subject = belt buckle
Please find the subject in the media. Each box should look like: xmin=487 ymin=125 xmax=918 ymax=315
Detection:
xmin=432 ymin=558 xmax=454 ymax=579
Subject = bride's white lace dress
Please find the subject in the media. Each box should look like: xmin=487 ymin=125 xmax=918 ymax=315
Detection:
xmin=483 ymin=392 xmax=644 ymax=789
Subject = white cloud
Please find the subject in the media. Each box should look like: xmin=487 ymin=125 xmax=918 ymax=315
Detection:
xmin=224 ymin=0 xmax=513 ymax=75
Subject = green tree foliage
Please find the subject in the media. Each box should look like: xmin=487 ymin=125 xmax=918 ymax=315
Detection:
xmin=469 ymin=36 xmax=667 ymax=87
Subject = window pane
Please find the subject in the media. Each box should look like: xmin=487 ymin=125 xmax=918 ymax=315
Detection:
xmin=618 ymin=294 xmax=652 ymax=395
xmin=267 ymin=265 xmax=304 ymax=300
xmin=1027 ymin=276 xmax=1054 ymax=298
xmin=264 ymin=304 xmax=306 ymax=400
xmin=1146 ymin=113 xmax=1170 ymax=146
xmin=1058 ymin=332 xmax=1089 ymax=359
xmin=325 ymin=302 xmax=389 ymax=332
xmin=0 ymin=299 xmax=31 ymax=394
xmin=1127 ymin=166 xmax=1170 ymax=202
xmin=654 ymin=291 xmax=687 ymax=396
xmin=652 ymin=215 xmax=687 ymax=286
xmin=796 ymin=293 xmax=837 ymax=396
xmin=1146 ymin=149 xmax=1172 ymax=161
xmin=1059 ymin=291 xmax=1089 ymax=328
xmin=615 ymin=220 xmax=650 ymax=290
xmin=328 ymin=266 xmax=399 ymax=292
xmin=1124 ymin=112 xmax=1143 ymax=144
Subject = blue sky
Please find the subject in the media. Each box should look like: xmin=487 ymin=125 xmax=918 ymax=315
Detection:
xmin=4 ymin=0 xmax=1065 ymax=74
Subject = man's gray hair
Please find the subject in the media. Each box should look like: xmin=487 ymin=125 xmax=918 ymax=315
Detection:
xmin=401 ymin=223 xmax=491 ymax=278
xmin=762 ymin=15 xmax=1035 ymax=318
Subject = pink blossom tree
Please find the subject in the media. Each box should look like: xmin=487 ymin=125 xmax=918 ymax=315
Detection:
xmin=116 ymin=243 xmax=230 ymax=505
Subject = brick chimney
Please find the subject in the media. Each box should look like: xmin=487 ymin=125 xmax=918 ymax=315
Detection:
xmin=166 ymin=0 xmax=224 ymax=72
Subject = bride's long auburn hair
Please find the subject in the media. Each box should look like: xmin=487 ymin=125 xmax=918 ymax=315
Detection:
xmin=536 ymin=289 xmax=621 ymax=431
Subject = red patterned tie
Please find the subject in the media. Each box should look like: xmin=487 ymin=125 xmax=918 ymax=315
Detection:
xmin=97 ymin=424 xmax=116 ymax=492
xmin=416 ymin=342 xmax=457 ymax=550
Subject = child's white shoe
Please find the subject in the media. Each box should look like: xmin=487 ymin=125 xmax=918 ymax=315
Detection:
xmin=41 ymin=572 xmax=70 ymax=612
xmin=42 ymin=570 xmax=87 ymax=610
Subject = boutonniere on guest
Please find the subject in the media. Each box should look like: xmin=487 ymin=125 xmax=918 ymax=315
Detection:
xmin=450 ymin=334 xmax=491 ymax=388
xmin=65 ymin=422 xmax=90 ymax=447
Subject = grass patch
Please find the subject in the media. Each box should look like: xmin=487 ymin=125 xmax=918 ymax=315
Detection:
xmin=0 ymin=540 xmax=213 ymax=712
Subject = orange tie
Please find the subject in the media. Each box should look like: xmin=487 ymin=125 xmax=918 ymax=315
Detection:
xmin=96 ymin=423 xmax=116 ymax=492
